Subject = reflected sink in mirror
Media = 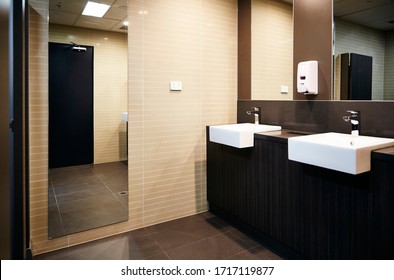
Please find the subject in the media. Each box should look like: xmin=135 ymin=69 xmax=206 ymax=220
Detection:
xmin=288 ymin=132 xmax=394 ymax=174
xmin=210 ymin=123 xmax=282 ymax=148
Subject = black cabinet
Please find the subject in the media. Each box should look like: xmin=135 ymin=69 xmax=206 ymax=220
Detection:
xmin=207 ymin=129 xmax=394 ymax=259
xmin=340 ymin=53 xmax=373 ymax=100
xmin=252 ymin=138 xmax=373 ymax=259
xmin=253 ymin=139 xmax=300 ymax=248
xmin=370 ymin=151 xmax=394 ymax=259
xmin=207 ymin=139 xmax=254 ymax=223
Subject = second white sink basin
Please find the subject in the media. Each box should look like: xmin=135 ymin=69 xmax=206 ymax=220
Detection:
xmin=210 ymin=123 xmax=281 ymax=148
xmin=288 ymin=132 xmax=394 ymax=174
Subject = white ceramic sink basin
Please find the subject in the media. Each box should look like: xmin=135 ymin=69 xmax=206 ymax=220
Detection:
xmin=209 ymin=123 xmax=281 ymax=148
xmin=122 ymin=112 xmax=128 ymax=122
xmin=288 ymin=132 xmax=394 ymax=174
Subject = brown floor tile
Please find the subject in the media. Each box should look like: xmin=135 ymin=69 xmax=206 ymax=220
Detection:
xmin=37 ymin=235 xmax=165 ymax=260
xmin=145 ymin=252 xmax=171 ymax=260
xmin=226 ymin=246 xmax=283 ymax=260
xmin=150 ymin=217 xmax=231 ymax=251
xmin=48 ymin=162 xmax=129 ymax=238
xmin=165 ymin=231 xmax=254 ymax=260
xmin=144 ymin=213 xmax=213 ymax=233
xmin=36 ymin=212 xmax=283 ymax=261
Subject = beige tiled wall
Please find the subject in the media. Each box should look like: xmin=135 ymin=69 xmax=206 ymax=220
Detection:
xmin=28 ymin=0 xmax=53 ymax=254
xmin=49 ymin=24 xmax=128 ymax=163
xmin=251 ymin=0 xmax=293 ymax=100
xmin=334 ymin=19 xmax=385 ymax=100
xmin=29 ymin=0 xmax=237 ymax=255
xmin=128 ymin=0 xmax=237 ymax=227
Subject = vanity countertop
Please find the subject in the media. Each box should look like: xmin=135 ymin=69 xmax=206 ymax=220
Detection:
xmin=371 ymin=146 xmax=394 ymax=162
xmin=254 ymin=129 xmax=394 ymax=161
xmin=254 ymin=129 xmax=313 ymax=143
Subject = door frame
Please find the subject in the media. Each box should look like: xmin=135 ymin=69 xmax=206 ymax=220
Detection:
xmin=0 ymin=0 xmax=30 ymax=260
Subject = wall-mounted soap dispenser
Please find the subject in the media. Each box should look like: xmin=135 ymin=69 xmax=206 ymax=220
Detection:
xmin=297 ymin=60 xmax=318 ymax=95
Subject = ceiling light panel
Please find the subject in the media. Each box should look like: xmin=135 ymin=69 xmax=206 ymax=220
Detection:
xmin=82 ymin=1 xmax=111 ymax=18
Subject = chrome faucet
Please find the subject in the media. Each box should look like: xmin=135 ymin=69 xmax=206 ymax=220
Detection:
xmin=343 ymin=110 xmax=360 ymax=136
xmin=246 ymin=107 xmax=261 ymax=124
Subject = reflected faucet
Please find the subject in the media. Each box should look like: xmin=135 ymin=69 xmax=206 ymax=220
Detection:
xmin=246 ymin=107 xmax=261 ymax=124
xmin=343 ymin=110 xmax=360 ymax=136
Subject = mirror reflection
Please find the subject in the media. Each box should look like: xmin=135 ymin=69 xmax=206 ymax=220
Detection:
xmin=251 ymin=0 xmax=394 ymax=100
xmin=251 ymin=0 xmax=293 ymax=100
xmin=47 ymin=0 xmax=129 ymax=239
xmin=333 ymin=0 xmax=394 ymax=100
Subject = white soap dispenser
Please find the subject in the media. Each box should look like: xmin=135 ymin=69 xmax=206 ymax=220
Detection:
xmin=297 ymin=60 xmax=318 ymax=95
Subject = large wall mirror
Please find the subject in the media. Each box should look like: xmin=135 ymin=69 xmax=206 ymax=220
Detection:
xmin=47 ymin=0 xmax=129 ymax=239
xmin=333 ymin=0 xmax=394 ymax=100
xmin=250 ymin=0 xmax=394 ymax=101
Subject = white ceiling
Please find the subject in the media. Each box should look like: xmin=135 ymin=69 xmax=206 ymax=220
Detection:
xmin=49 ymin=0 xmax=128 ymax=33
xmin=334 ymin=0 xmax=394 ymax=31
xmin=48 ymin=0 xmax=394 ymax=32
xmin=282 ymin=0 xmax=394 ymax=31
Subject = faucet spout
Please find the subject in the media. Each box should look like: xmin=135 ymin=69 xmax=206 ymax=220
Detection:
xmin=246 ymin=107 xmax=261 ymax=124
xmin=343 ymin=110 xmax=360 ymax=136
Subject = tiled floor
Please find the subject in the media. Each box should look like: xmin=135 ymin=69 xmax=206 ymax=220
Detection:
xmin=48 ymin=162 xmax=128 ymax=238
xmin=35 ymin=212 xmax=283 ymax=260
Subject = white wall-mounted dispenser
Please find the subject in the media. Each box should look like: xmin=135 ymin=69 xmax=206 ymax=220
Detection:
xmin=297 ymin=60 xmax=318 ymax=95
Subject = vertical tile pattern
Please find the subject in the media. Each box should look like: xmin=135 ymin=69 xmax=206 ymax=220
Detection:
xmin=49 ymin=24 xmax=128 ymax=163
xmin=29 ymin=0 xmax=237 ymax=255
xmin=251 ymin=0 xmax=293 ymax=100
xmin=334 ymin=19 xmax=385 ymax=100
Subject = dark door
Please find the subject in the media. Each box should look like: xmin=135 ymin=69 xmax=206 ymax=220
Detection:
xmin=49 ymin=42 xmax=94 ymax=168
xmin=1 ymin=0 xmax=28 ymax=259
xmin=340 ymin=53 xmax=373 ymax=100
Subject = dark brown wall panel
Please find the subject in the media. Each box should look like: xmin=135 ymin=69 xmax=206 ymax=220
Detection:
xmin=293 ymin=0 xmax=333 ymax=100
xmin=238 ymin=100 xmax=394 ymax=139
xmin=238 ymin=0 xmax=252 ymax=100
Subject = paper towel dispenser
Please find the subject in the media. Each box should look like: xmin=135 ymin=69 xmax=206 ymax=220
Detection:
xmin=297 ymin=60 xmax=318 ymax=95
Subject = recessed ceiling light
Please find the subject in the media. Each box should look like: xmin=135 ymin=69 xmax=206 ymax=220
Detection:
xmin=123 ymin=21 xmax=129 ymax=26
xmin=82 ymin=1 xmax=110 ymax=18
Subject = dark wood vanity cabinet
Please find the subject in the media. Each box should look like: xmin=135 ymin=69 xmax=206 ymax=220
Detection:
xmin=206 ymin=141 xmax=255 ymax=224
xmin=370 ymin=149 xmax=394 ymax=259
xmin=253 ymin=139 xmax=304 ymax=256
xmin=207 ymin=129 xmax=394 ymax=259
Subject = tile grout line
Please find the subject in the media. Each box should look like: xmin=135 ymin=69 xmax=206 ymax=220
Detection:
xmin=48 ymin=170 xmax=66 ymax=238
xmin=156 ymin=227 xmax=235 ymax=258
xmin=151 ymin=238 xmax=172 ymax=260
xmin=91 ymin=164 xmax=128 ymax=210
